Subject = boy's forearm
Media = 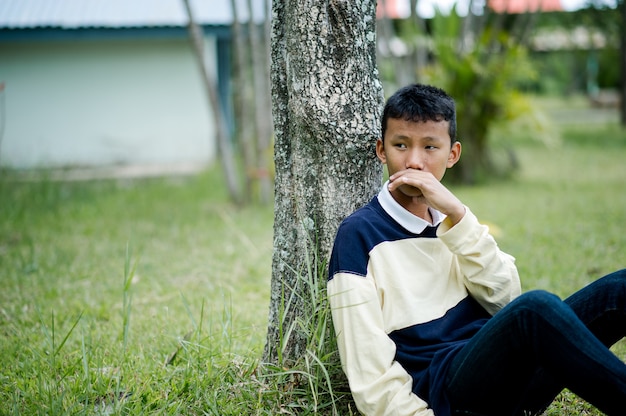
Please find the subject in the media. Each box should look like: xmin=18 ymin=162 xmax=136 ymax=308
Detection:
xmin=437 ymin=207 xmax=521 ymax=313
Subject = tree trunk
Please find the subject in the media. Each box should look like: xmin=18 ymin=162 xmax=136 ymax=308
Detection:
xmin=182 ymin=0 xmax=242 ymax=204
xmin=410 ymin=0 xmax=428 ymax=81
xmin=246 ymin=0 xmax=273 ymax=203
xmin=230 ymin=0 xmax=255 ymax=199
xmin=264 ymin=0 xmax=384 ymax=365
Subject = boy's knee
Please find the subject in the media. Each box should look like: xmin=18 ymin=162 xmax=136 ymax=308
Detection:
xmin=591 ymin=269 xmax=626 ymax=296
xmin=515 ymin=290 xmax=562 ymax=311
xmin=604 ymin=269 xmax=626 ymax=285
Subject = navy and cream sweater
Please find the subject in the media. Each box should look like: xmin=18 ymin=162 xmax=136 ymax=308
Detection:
xmin=328 ymin=185 xmax=520 ymax=416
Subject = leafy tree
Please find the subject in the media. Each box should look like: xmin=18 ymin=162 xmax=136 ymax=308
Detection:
xmin=421 ymin=7 xmax=537 ymax=183
xmin=533 ymin=1 xmax=624 ymax=125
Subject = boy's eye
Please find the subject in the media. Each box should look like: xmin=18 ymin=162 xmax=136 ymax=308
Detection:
xmin=425 ymin=145 xmax=437 ymax=150
xmin=394 ymin=143 xmax=407 ymax=149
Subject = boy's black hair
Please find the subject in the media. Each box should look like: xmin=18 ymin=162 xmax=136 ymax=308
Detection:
xmin=381 ymin=83 xmax=457 ymax=145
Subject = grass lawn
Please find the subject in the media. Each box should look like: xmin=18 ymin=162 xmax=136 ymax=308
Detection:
xmin=1 ymin=96 xmax=625 ymax=414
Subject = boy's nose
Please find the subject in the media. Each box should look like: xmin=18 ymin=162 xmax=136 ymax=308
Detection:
xmin=405 ymin=151 xmax=424 ymax=170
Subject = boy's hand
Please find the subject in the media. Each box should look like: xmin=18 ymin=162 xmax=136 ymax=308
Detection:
xmin=389 ymin=169 xmax=466 ymax=225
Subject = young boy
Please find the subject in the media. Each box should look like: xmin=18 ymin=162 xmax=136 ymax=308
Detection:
xmin=327 ymin=83 xmax=626 ymax=416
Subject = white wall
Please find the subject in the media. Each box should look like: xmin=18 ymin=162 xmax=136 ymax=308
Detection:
xmin=0 ymin=36 xmax=217 ymax=169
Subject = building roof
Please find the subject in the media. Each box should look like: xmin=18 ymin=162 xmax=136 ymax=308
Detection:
xmin=0 ymin=0 xmax=268 ymax=29
xmin=489 ymin=0 xmax=563 ymax=13
xmin=377 ymin=0 xmax=410 ymax=19
xmin=374 ymin=0 xmax=615 ymax=19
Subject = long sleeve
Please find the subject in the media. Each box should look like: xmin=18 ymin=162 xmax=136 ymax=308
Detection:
xmin=437 ymin=208 xmax=521 ymax=315
xmin=328 ymin=271 xmax=435 ymax=416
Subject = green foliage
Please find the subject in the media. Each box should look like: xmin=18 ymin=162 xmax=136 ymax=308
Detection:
xmin=421 ymin=7 xmax=539 ymax=184
xmin=248 ymin=225 xmax=356 ymax=414
xmin=526 ymin=5 xmax=621 ymax=94
xmin=596 ymin=47 xmax=620 ymax=89
xmin=263 ymin=239 xmax=354 ymax=415
xmin=534 ymin=6 xmax=621 ymax=36
xmin=524 ymin=50 xmax=586 ymax=94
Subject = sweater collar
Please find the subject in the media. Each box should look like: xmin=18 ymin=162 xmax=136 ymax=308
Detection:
xmin=377 ymin=180 xmax=446 ymax=234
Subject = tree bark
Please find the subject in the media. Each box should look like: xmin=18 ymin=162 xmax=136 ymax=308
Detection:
xmin=230 ymin=0 xmax=255 ymax=199
xmin=182 ymin=0 xmax=242 ymax=204
xmin=246 ymin=0 xmax=274 ymax=203
xmin=265 ymin=0 xmax=384 ymax=365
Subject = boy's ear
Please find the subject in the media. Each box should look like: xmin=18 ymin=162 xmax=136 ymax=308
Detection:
xmin=447 ymin=141 xmax=462 ymax=168
xmin=376 ymin=138 xmax=386 ymax=163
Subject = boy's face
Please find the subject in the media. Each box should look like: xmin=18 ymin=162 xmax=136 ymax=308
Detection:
xmin=376 ymin=117 xmax=461 ymax=199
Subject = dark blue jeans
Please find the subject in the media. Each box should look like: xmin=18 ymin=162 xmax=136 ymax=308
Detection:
xmin=445 ymin=269 xmax=626 ymax=416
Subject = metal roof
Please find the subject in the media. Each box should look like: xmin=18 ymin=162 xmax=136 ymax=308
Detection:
xmin=0 ymin=0 xmax=269 ymax=29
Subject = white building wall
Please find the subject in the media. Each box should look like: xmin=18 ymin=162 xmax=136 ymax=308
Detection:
xmin=0 ymin=36 xmax=217 ymax=169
